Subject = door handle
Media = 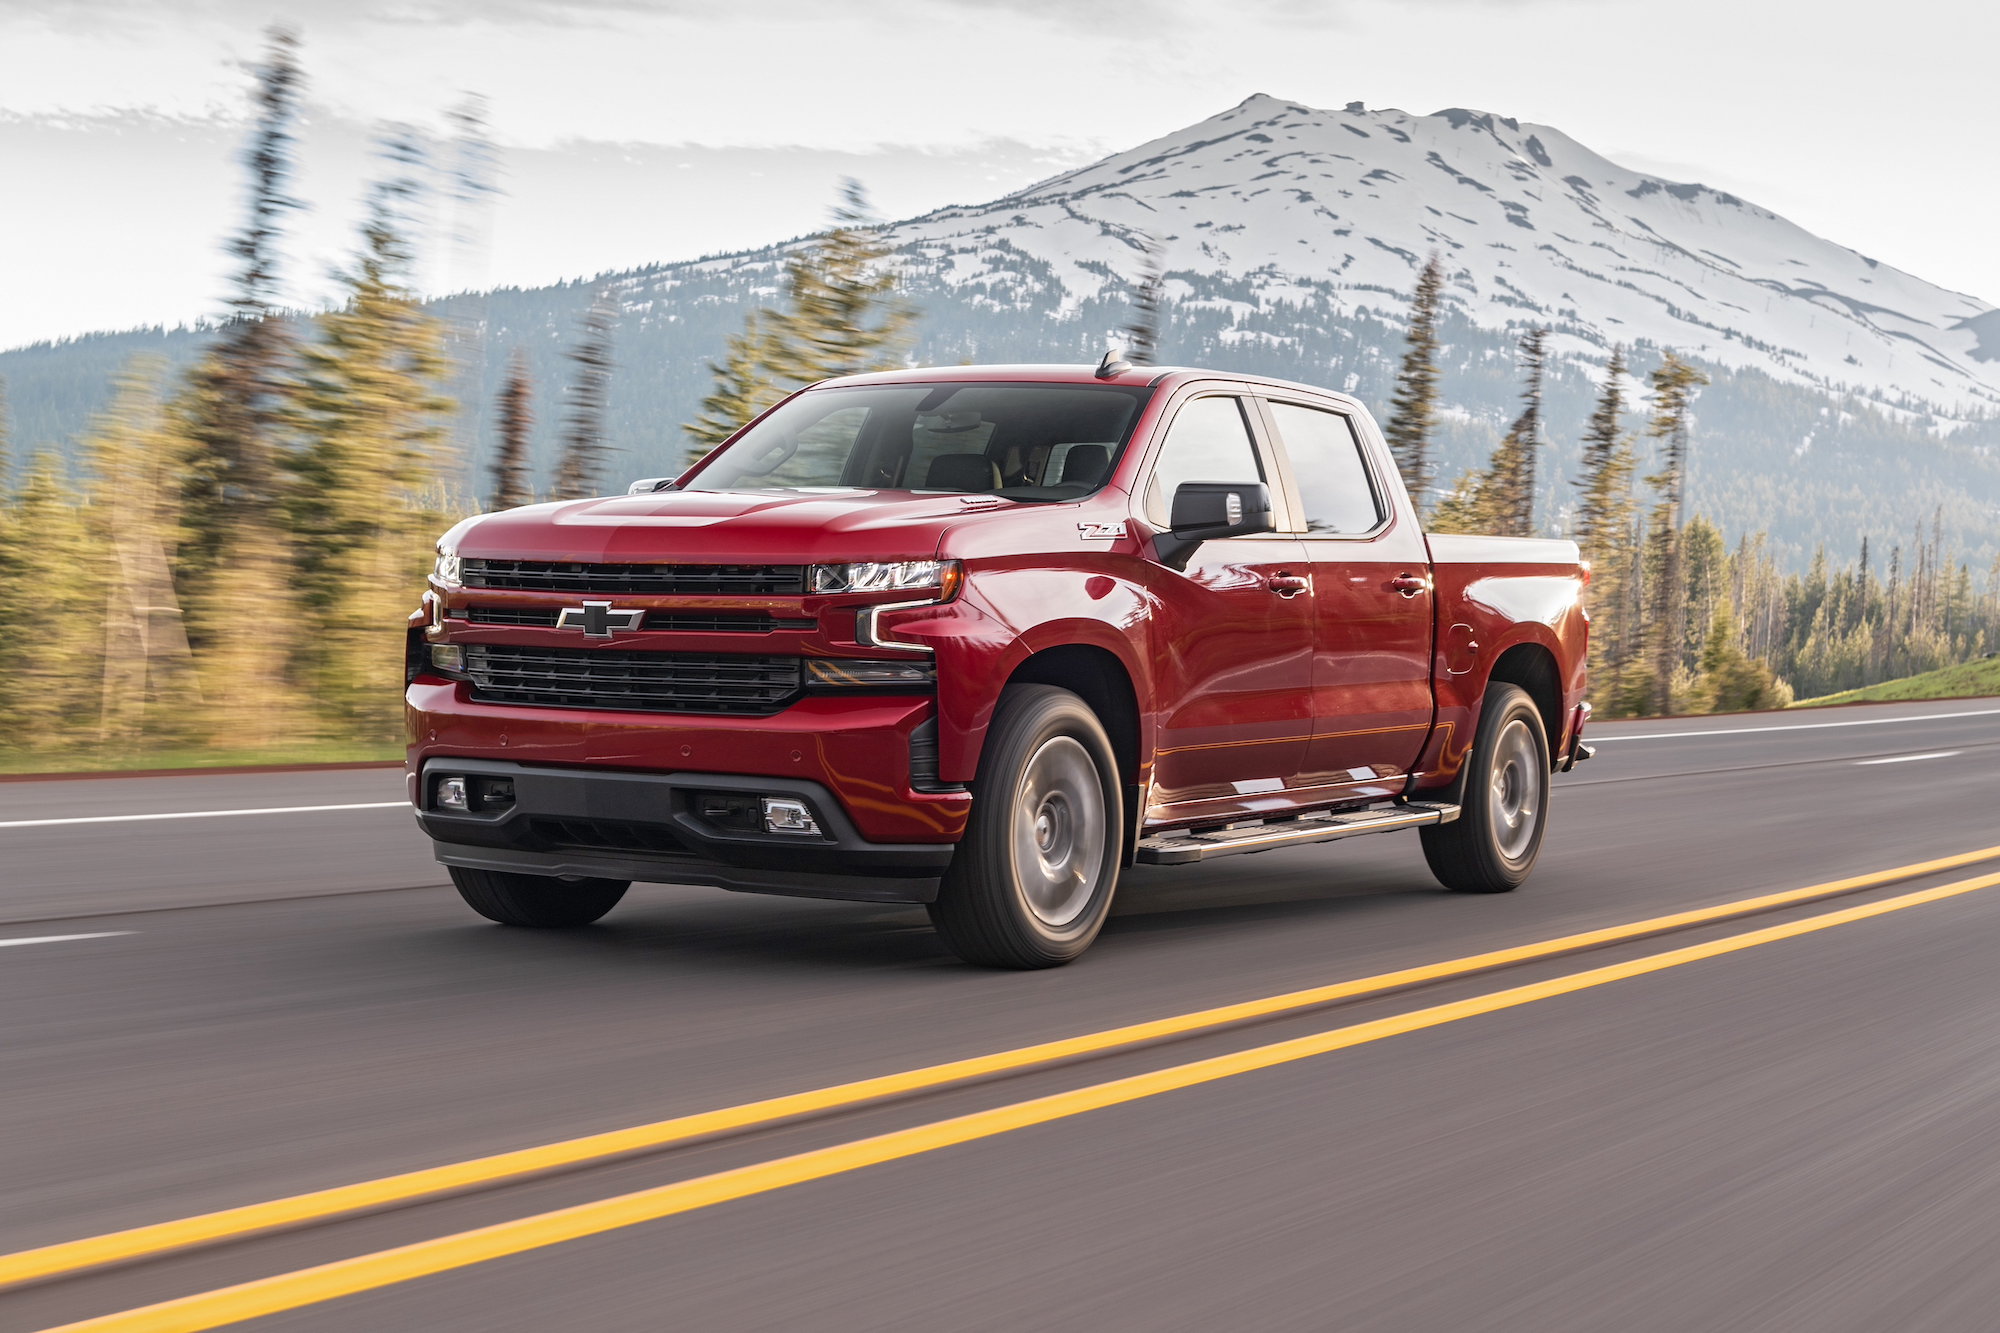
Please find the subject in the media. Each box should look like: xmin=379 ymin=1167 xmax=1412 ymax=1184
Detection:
xmin=1267 ymin=574 xmax=1309 ymax=598
xmin=1389 ymin=573 xmax=1429 ymax=598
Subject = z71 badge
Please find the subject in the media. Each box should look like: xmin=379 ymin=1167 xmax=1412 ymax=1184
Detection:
xmin=1076 ymin=521 xmax=1127 ymax=540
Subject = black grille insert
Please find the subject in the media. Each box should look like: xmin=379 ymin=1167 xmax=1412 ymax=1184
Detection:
xmin=465 ymin=607 xmax=561 ymax=627
xmin=529 ymin=817 xmax=691 ymax=856
xmin=462 ymin=608 xmax=814 ymax=632
xmin=462 ymin=559 xmax=806 ymax=595
xmin=464 ymin=645 xmax=803 ymax=715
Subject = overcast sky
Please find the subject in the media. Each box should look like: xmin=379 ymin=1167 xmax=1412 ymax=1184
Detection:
xmin=3 ymin=0 xmax=1995 ymax=350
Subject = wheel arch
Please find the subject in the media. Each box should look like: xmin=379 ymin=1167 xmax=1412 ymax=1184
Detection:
xmin=1002 ymin=643 xmax=1142 ymax=790
xmin=999 ymin=643 xmax=1144 ymax=866
xmin=1486 ymin=641 xmax=1564 ymax=767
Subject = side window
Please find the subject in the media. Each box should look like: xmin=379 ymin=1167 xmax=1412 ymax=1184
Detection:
xmin=1144 ymin=396 xmax=1263 ymax=526
xmin=1267 ymin=402 xmax=1384 ymax=535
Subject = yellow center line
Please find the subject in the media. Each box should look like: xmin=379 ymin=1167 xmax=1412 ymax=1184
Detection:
xmin=4 ymin=842 xmax=1998 ymax=1293
xmin=43 ymin=867 xmax=2000 ymax=1333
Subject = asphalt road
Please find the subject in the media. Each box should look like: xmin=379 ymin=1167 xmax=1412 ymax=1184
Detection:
xmin=2 ymin=698 xmax=1999 ymax=1331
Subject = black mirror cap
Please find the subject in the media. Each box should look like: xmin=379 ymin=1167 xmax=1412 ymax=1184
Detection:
xmin=1156 ymin=481 xmax=1274 ymax=568
xmin=1169 ymin=481 xmax=1272 ymax=537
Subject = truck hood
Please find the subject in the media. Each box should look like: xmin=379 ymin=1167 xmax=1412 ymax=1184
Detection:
xmin=441 ymin=488 xmax=1014 ymax=565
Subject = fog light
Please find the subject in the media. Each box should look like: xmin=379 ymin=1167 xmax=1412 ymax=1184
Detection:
xmin=430 ymin=643 xmax=466 ymax=672
xmin=761 ymin=797 xmax=822 ymax=836
xmin=435 ymin=776 xmax=470 ymax=812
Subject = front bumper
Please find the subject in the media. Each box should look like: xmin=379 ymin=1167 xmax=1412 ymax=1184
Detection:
xmin=417 ymin=758 xmax=955 ymax=902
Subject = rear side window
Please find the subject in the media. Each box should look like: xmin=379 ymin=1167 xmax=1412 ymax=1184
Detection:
xmin=1144 ymin=396 xmax=1263 ymax=526
xmin=1267 ymin=402 xmax=1384 ymax=535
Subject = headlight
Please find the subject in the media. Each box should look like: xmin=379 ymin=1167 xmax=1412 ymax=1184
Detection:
xmin=433 ymin=549 xmax=463 ymax=587
xmin=811 ymin=560 xmax=958 ymax=596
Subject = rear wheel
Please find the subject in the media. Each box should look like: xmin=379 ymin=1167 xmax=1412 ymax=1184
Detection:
xmin=1421 ymin=682 xmax=1549 ymax=893
xmin=927 ymin=684 xmax=1123 ymax=968
xmin=449 ymin=866 xmax=629 ymax=927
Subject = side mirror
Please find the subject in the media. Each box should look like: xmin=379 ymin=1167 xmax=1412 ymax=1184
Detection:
xmin=626 ymin=477 xmax=679 ymax=495
xmin=1154 ymin=481 xmax=1274 ymax=568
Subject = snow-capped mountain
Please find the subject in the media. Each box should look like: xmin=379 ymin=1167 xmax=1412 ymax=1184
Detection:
xmin=881 ymin=93 xmax=1997 ymax=418
xmin=7 ymin=94 xmax=1997 ymax=569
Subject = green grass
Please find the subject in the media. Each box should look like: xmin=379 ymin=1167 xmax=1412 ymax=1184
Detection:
xmin=1792 ymin=655 xmax=2000 ymax=708
xmin=0 ymin=740 xmax=402 ymax=777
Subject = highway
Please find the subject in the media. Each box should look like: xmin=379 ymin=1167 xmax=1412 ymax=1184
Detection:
xmin=2 ymin=697 xmax=1998 ymax=1331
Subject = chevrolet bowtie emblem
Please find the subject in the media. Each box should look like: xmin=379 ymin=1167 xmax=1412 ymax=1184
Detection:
xmin=556 ymin=601 xmax=645 ymax=638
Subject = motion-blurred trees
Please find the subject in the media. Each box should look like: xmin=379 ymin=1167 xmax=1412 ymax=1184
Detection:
xmin=552 ymin=286 xmax=618 ymax=499
xmin=1640 ymin=352 xmax=1708 ymax=715
xmin=1122 ymin=235 xmax=1165 ymax=366
xmin=1572 ymin=347 xmax=1639 ymax=704
xmin=685 ymin=180 xmax=912 ymax=460
xmin=1429 ymin=328 xmax=1547 ymax=537
xmin=688 ymin=313 xmax=782 ymax=460
xmin=288 ymin=180 xmax=456 ymax=737
xmin=1384 ymin=252 xmax=1444 ymax=512
xmin=490 ymin=350 xmax=535 ymax=510
xmin=176 ymin=26 xmax=303 ymax=640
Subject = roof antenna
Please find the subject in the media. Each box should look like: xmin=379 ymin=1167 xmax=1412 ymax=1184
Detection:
xmin=1095 ymin=346 xmax=1134 ymax=379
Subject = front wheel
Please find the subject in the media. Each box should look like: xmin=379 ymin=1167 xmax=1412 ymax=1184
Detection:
xmin=1421 ymin=682 xmax=1550 ymax=893
xmin=449 ymin=866 xmax=629 ymax=927
xmin=927 ymin=684 xmax=1123 ymax=968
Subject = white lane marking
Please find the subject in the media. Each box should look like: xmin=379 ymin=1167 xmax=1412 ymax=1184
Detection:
xmin=1855 ymin=751 xmax=1962 ymax=766
xmin=1595 ymin=707 xmax=2000 ymax=743
xmin=0 ymin=932 xmax=133 ymax=949
xmin=0 ymin=802 xmax=407 ymax=830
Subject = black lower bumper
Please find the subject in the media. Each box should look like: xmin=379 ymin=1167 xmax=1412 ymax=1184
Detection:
xmin=415 ymin=759 xmax=954 ymax=903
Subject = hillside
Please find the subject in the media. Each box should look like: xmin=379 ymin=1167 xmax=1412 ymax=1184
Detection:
xmin=1793 ymin=655 xmax=2000 ymax=707
xmin=6 ymin=94 xmax=1999 ymax=570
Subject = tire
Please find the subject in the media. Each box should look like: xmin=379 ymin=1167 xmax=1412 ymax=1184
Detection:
xmin=1421 ymin=682 xmax=1550 ymax=893
xmin=927 ymin=684 xmax=1124 ymax=969
xmin=449 ymin=866 xmax=629 ymax=927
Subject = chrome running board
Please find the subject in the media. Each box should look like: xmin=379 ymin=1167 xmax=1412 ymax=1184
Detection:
xmin=1134 ymin=801 xmax=1461 ymax=866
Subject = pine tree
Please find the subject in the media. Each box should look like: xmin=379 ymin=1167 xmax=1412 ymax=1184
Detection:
xmin=490 ymin=350 xmax=535 ymax=509
xmin=1426 ymin=328 xmax=1547 ymax=538
xmin=287 ymin=180 xmax=455 ymax=739
xmin=1483 ymin=329 xmax=1547 ymax=537
xmin=1694 ymin=600 xmax=1790 ymax=712
xmin=176 ymin=26 xmax=304 ymax=622
xmin=685 ymin=180 xmax=911 ymax=458
xmin=1123 ymin=235 xmax=1165 ymax=366
xmin=1384 ymin=252 xmax=1445 ymax=510
xmin=686 ymin=312 xmax=782 ymax=461
xmin=763 ymin=179 xmax=914 ymax=385
xmin=552 ymin=287 xmax=618 ymax=500
xmin=1572 ymin=348 xmax=1638 ymax=698
xmin=0 ymin=455 xmax=105 ymax=754
xmin=1640 ymin=352 xmax=1708 ymax=715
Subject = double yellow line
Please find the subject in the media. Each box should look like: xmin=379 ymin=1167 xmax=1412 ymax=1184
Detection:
xmin=18 ymin=845 xmax=2000 ymax=1331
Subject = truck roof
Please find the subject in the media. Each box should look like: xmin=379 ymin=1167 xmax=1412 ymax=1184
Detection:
xmin=820 ymin=363 xmax=1366 ymax=412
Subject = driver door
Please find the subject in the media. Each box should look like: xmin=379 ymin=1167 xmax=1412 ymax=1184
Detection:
xmin=1142 ymin=393 xmax=1316 ymax=811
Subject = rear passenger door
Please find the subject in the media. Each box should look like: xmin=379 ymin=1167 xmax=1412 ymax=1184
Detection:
xmin=1259 ymin=397 xmax=1435 ymax=800
xmin=1141 ymin=393 xmax=1316 ymax=811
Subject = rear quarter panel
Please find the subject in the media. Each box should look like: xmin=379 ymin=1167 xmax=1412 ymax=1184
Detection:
xmin=1415 ymin=533 xmax=1590 ymax=788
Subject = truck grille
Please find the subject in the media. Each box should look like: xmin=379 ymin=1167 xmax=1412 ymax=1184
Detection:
xmin=463 ymin=608 xmax=812 ymax=632
xmin=461 ymin=559 xmax=807 ymax=595
xmin=462 ymin=645 xmax=803 ymax=715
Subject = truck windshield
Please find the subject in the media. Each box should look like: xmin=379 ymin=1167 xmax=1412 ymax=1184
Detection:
xmin=684 ymin=382 xmax=1154 ymax=501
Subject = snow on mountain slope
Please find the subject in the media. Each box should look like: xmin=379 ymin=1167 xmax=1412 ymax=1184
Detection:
xmin=879 ymin=94 xmax=1999 ymax=417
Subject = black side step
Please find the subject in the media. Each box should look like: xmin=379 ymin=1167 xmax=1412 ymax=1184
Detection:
xmin=1134 ymin=801 xmax=1461 ymax=866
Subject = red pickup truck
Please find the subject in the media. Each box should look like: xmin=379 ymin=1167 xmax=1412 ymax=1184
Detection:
xmin=407 ymin=362 xmax=1591 ymax=967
